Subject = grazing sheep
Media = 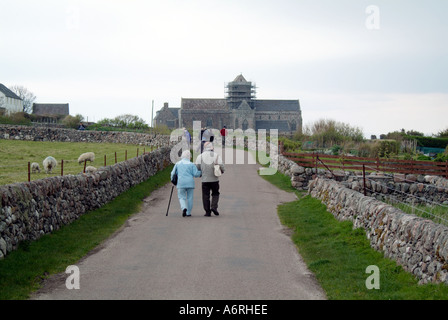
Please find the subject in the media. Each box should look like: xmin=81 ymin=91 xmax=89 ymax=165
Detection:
xmin=43 ymin=156 xmax=57 ymax=174
xmin=31 ymin=162 xmax=40 ymax=173
xmin=78 ymin=152 xmax=95 ymax=164
xmin=85 ymin=166 xmax=97 ymax=174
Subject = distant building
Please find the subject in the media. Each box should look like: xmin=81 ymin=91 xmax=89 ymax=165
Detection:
xmin=154 ymin=102 xmax=180 ymax=129
xmin=32 ymin=103 xmax=69 ymax=123
xmin=0 ymin=83 xmax=23 ymax=115
xmin=157 ymin=74 xmax=302 ymax=133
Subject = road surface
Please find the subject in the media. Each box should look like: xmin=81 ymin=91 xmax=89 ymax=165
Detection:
xmin=32 ymin=148 xmax=326 ymax=300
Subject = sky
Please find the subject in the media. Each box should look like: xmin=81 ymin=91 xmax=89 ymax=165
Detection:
xmin=1 ymin=0 xmax=447 ymax=138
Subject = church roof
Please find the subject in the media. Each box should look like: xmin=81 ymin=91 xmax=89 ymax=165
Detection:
xmin=181 ymin=98 xmax=227 ymax=110
xmin=254 ymin=100 xmax=300 ymax=112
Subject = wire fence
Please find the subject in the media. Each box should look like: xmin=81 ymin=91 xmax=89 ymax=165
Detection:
xmin=310 ymin=157 xmax=448 ymax=227
xmin=362 ymin=169 xmax=448 ymax=226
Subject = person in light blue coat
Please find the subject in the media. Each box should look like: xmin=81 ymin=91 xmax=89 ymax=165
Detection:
xmin=171 ymin=150 xmax=201 ymax=217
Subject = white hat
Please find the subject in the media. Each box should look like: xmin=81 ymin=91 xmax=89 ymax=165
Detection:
xmin=181 ymin=150 xmax=191 ymax=159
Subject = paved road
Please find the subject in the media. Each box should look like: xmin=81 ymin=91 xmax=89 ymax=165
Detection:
xmin=32 ymin=148 xmax=326 ymax=300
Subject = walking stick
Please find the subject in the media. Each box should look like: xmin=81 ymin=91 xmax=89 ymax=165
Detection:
xmin=166 ymin=185 xmax=174 ymax=216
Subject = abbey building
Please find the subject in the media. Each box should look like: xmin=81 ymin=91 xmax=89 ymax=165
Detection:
xmin=155 ymin=74 xmax=302 ymax=133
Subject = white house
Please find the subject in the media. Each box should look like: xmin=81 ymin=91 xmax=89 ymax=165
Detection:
xmin=0 ymin=83 xmax=23 ymax=114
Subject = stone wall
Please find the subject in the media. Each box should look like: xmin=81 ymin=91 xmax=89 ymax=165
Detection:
xmin=0 ymin=147 xmax=172 ymax=259
xmin=0 ymin=124 xmax=170 ymax=146
xmin=274 ymin=153 xmax=448 ymax=284
xmin=273 ymin=154 xmax=325 ymax=190
xmin=308 ymin=177 xmax=448 ymax=284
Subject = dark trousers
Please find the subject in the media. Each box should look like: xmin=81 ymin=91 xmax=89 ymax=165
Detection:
xmin=202 ymin=181 xmax=220 ymax=213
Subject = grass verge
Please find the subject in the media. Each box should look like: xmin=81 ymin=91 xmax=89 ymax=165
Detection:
xmin=261 ymin=171 xmax=448 ymax=299
xmin=0 ymin=165 xmax=173 ymax=300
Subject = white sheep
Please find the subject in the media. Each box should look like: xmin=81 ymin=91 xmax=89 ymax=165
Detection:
xmin=43 ymin=156 xmax=57 ymax=174
xmin=78 ymin=152 xmax=95 ymax=164
xmin=31 ymin=162 xmax=40 ymax=173
xmin=85 ymin=166 xmax=97 ymax=174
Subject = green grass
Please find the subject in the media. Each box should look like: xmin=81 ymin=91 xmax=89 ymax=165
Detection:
xmin=0 ymin=140 xmax=156 ymax=185
xmin=0 ymin=165 xmax=173 ymax=300
xmin=261 ymin=171 xmax=448 ymax=300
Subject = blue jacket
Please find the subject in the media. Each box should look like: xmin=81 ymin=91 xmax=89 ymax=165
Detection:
xmin=171 ymin=158 xmax=201 ymax=189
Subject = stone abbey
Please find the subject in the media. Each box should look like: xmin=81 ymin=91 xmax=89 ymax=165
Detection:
xmin=155 ymin=74 xmax=302 ymax=133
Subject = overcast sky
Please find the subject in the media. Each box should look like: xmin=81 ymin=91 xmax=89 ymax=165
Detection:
xmin=1 ymin=0 xmax=447 ymax=138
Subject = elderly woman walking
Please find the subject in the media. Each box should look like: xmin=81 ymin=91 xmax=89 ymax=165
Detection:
xmin=171 ymin=150 xmax=201 ymax=217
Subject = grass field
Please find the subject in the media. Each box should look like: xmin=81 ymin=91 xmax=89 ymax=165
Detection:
xmin=0 ymin=140 xmax=156 ymax=185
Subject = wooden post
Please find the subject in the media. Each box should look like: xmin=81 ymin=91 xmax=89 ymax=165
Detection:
xmin=137 ymin=148 xmax=139 ymax=157
xmin=61 ymin=159 xmax=64 ymax=176
xmin=115 ymin=152 xmax=117 ymax=164
xmin=363 ymin=164 xmax=367 ymax=196
xmin=104 ymin=154 xmax=106 ymax=166
xmin=446 ymin=161 xmax=448 ymax=178
xmin=83 ymin=159 xmax=87 ymax=173
xmin=28 ymin=162 xmax=31 ymax=182
xmin=125 ymin=150 xmax=127 ymax=161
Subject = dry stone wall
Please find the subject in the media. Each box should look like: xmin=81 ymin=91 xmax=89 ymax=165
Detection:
xmin=308 ymin=177 xmax=448 ymax=285
xmin=274 ymin=153 xmax=448 ymax=284
xmin=0 ymin=124 xmax=170 ymax=146
xmin=0 ymin=147 xmax=172 ymax=259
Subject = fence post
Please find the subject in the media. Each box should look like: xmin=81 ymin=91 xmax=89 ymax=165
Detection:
xmin=137 ymin=148 xmax=139 ymax=157
xmin=61 ymin=159 xmax=64 ymax=176
xmin=115 ymin=152 xmax=117 ymax=164
xmin=83 ymin=160 xmax=87 ymax=173
xmin=28 ymin=162 xmax=31 ymax=182
xmin=125 ymin=150 xmax=127 ymax=161
xmin=363 ymin=164 xmax=367 ymax=196
xmin=446 ymin=161 xmax=448 ymax=178
xmin=104 ymin=154 xmax=106 ymax=167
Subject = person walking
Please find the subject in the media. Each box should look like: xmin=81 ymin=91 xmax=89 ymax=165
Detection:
xmin=195 ymin=142 xmax=225 ymax=216
xmin=220 ymin=126 xmax=227 ymax=147
xmin=171 ymin=150 xmax=201 ymax=217
xmin=182 ymin=127 xmax=191 ymax=149
xmin=200 ymin=127 xmax=214 ymax=153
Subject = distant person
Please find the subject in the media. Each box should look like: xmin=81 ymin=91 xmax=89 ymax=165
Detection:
xmin=182 ymin=127 xmax=191 ymax=149
xmin=195 ymin=142 xmax=225 ymax=216
xmin=201 ymin=127 xmax=214 ymax=153
xmin=78 ymin=122 xmax=86 ymax=130
xmin=171 ymin=150 xmax=201 ymax=217
xmin=220 ymin=126 xmax=227 ymax=147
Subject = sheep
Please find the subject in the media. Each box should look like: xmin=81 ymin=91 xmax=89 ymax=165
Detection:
xmin=31 ymin=162 xmax=40 ymax=173
xmin=43 ymin=156 xmax=57 ymax=174
xmin=78 ymin=152 xmax=95 ymax=164
xmin=85 ymin=166 xmax=97 ymax=174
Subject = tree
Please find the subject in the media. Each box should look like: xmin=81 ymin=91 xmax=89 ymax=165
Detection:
xmin=62 ymin=114 xmax=84 ymax=129
xmin=302 ymin=118 xmax=364 ymax=147
xmin=437 ymin=127 xmax=448 ymax=138
xmin=9 ymin=85 xmax=36 ymax=113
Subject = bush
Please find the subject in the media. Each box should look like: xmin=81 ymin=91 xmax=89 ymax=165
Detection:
xmin=302 ymin=119 xmax=364 ymax=148
xmin=0 ymin=112 xmax=31 ymax=125
xmin=62 ymin=114 xmax=84 ymax=129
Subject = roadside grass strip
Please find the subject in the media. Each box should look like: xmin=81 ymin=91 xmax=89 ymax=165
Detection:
xmin=261 ymin=171 xmax=448 ymax=300
xmin=0 ymin=165 xmax=172 ymax=300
